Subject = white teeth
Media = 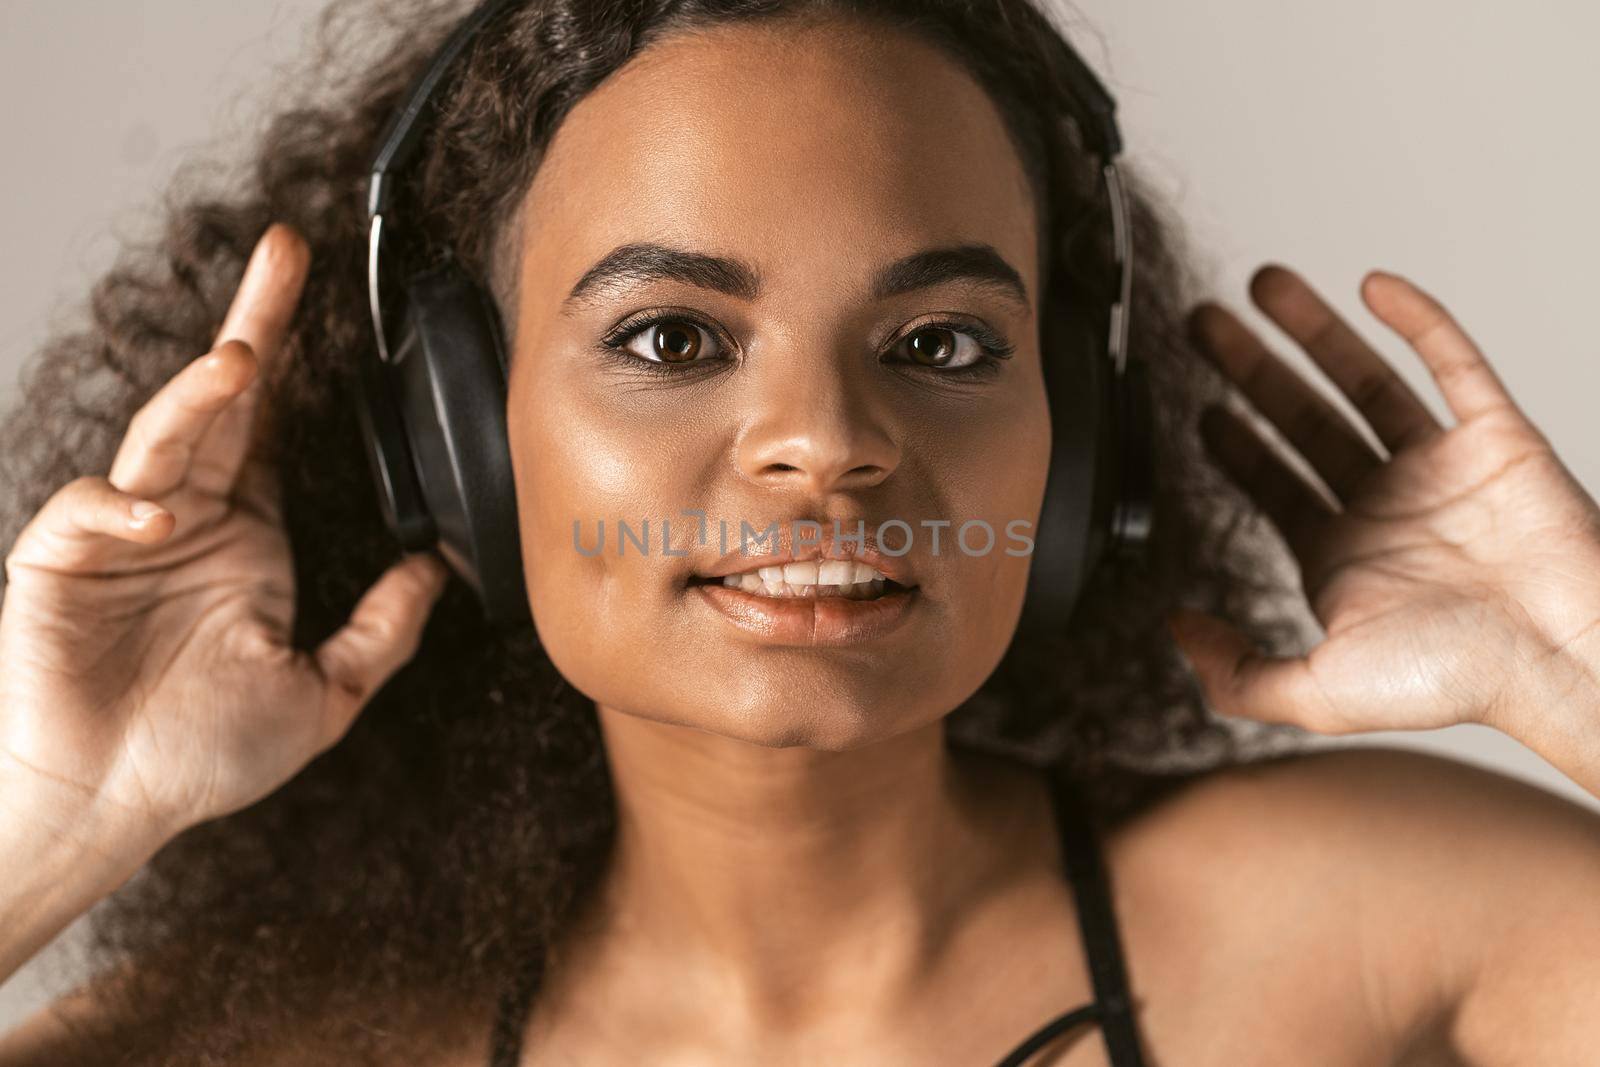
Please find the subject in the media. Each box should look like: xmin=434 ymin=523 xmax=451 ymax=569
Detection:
xmin=817 ymin=560 xmax=853 ymax=585
xmin=718 ymin=576 xmax=890 ymax=599
xmin=717 ymin=559 xmax=890 ymax=587
xmin=717 ymin=559 xmax=894 ymax=599
xmin=783 ymin=561 xmax=819 ymax=585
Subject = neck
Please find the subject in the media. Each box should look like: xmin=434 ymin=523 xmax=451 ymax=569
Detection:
xmin=559 ymin=706 xmax=1049 ymax=1031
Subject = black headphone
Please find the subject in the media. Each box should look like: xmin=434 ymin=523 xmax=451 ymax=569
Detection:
xmin=352 ymin=0 xmax=1154 ymax=633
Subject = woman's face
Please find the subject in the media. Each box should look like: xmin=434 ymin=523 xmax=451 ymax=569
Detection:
xmin=505 ymin=15 xmax=1050 ymax=749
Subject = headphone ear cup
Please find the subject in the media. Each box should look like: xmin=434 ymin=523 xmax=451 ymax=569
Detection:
xmin=1020 ymin=333 xmax=1160 ymax=636
xmin=1108 ymin=354 xmax=1156 ymax=562
xmin=352 ymin=330 xmax=436 ymax=551
xmin=362 ymin=259 xmax=530 ymax=627
xmin=1021 ymin=321 xmax=1112 ymax=636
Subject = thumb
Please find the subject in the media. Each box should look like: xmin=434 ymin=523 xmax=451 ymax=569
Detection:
xmin=1165 ymin=607 xmax=1318 ymax=728
xmin=313 ymin=551 xmax=451 ymax=747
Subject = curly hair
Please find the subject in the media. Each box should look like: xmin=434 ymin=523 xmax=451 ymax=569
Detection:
xmin=0 ymin=0 xmax=1313 ymax=1062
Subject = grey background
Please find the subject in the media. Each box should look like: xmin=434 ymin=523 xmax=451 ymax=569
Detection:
xmin=3 ymin=0 xmax=1598 ymax=1034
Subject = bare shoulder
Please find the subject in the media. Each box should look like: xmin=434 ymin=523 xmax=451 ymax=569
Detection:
xmin=1116 ymin=740 xmax=1600 ymax=865
xmin=1102 ymin=742 xmax=1600 ymax=1064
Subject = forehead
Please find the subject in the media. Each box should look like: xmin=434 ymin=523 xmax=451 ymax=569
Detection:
xmin=518 ymin=15 xmax=1040 ymax=307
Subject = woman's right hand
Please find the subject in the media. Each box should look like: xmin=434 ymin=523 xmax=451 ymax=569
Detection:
xmin=0 ymin=223 xmax=451 ymax=850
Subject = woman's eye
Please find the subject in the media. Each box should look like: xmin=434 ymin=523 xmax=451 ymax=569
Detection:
xmin=893 ymin=323 xmax=1016 ymax=372
xmin=611 ymin=318 xmax=723 ymax=366
xmin=600 ymin=314 xmax=1014 ymax=378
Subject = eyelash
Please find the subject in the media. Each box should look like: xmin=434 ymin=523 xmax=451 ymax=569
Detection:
xmin=597 ymin=310 xmax=1018 ymax=381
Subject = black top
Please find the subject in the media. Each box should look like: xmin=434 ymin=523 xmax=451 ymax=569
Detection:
xmin=487 ymin=766 xmax=1147 ymax=1066
xmin=990 ymin=769 xmax=1148 ymax=1066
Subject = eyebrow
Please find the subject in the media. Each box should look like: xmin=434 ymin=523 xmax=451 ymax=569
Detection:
xmin=560 ymin=240 xmax=1031 ymax=315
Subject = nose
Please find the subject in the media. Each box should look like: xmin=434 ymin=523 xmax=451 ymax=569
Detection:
xmin=732 ymin=352 xmax=901 ymax=495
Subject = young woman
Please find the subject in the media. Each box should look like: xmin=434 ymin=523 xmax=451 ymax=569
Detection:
xmin=2 ymin=0 xmax=1597 ymax=1064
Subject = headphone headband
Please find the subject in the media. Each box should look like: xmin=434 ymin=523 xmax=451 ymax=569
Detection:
xmin=367 ymin=0 xmax=521 ymax=218
xmin=364 ymin=0 xmax=1134 ymax=378
xmin=367 ymin=0 xmax=1124 ymax=206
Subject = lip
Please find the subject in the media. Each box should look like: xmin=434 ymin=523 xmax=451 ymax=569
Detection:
xmin=692 ymin=582 xmax=919 ymax=647
xmin=684 ymin=517 xmax=924 ymax=646
xmin=690 ymin=525 xmax=918 ymax=586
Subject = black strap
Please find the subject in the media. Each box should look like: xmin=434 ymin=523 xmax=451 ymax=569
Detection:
xmin=1048 ymin=772 xmax=1148 ymax=1066
xmin=990 ymin=1001 xmax=1099 ymax=1067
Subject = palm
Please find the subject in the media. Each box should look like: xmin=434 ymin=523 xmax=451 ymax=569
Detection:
xmin=1 ymin=224 xmax=447 ymax=839
xmin=1174 ymin=265 xmax=1600 ymax=736
xmin=3 ymin=476 xmax=313 ymax=825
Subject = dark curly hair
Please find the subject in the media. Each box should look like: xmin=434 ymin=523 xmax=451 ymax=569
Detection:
xmin=0 ymin=0 xmax=1313 ymax=1062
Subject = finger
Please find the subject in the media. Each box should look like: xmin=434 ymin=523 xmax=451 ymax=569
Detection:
xmin=1167 ymin=608 xmax=1348 ymax=733
xmin=194 ymin=223 xmax=311 ymax=505
xmin=106 ymin=340 xmax=260 ymax=502
xmin=312 ymin=552 xmax=452 ymax=749
xmin=1249 ymin=264 xmax=1445 ymax=452
xmin=5 ymin=475 xmax=176 ymax=575
xmin=1188 ymin=301 xmax=1384 ymax=504
xmin=1359 ymin=269 xmax=1521 ymax=426
xmin=1199 ymin=403 xmax=1338 ymax=575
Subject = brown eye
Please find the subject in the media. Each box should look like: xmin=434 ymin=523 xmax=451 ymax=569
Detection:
xmin=901 ymin=325 xmax=993 ymax=370
xmin=906 ymin=327 xmax=956 ymax=367
xmin=654 ymin=321 xmax=703 ymax=363
xmin=614 ymin=319 xmax=721 ymax=365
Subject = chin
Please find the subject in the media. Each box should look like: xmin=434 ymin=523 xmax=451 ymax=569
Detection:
xmin=619 ymin=690 xmax=936 ymax=752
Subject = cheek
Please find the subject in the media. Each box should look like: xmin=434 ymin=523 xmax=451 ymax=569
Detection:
xmin=922 ymin=378 xmax=1052 ymax=680
xmin=507 ymin=377 xmax=708 ymax=691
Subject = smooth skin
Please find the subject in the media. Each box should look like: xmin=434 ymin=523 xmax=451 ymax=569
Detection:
xmin=4 ymin=13 xmax=1600 ymax=1067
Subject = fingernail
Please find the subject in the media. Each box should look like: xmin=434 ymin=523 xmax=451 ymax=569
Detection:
xmin=130 ymin=501 xmax=165 ymax=525
xmin=253 ymin=224 xmax=280 ymax=263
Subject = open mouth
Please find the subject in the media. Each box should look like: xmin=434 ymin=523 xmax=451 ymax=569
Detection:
xmin=687 ymin=558 xmax=920 ymax=645
xmin=687 ymin=562 xmax=913 ymax=601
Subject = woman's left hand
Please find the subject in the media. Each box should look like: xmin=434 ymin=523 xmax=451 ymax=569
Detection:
xmin=1172 ymin=264 xmax=1600 ymax=753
